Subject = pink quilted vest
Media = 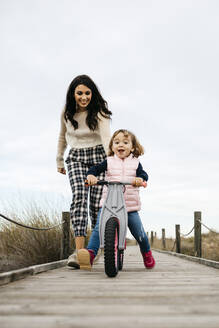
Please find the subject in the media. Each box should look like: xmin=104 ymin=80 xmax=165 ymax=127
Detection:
xmin=99 ymin=154 xmax=141 ymax=212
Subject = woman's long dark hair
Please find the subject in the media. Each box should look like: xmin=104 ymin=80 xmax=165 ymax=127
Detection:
xmin=64 ymin=75 xmax=112 ymax=130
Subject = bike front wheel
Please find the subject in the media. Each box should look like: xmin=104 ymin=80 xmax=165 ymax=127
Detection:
xmin=118 ymin=249 xmax=124 ymax=270
xmin=104 ymin=217 xmax=120 ymax=278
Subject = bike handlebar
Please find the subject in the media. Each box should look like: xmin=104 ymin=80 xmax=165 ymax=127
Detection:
xmin=85 ymin=180 xmax=147 ymax=188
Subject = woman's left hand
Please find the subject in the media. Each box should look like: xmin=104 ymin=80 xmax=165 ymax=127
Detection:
xmin=132 ymin=177 xmax=143 ymax=187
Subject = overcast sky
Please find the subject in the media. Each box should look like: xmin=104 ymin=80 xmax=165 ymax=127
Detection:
xmin=0 ymin=0 xmax=219 ymax=237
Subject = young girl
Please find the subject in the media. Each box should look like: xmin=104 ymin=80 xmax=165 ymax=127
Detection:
xmin=77 ymin=129 xmax=155 ymax=270
xmin=56 ymin=75 xmax=112 ymax=268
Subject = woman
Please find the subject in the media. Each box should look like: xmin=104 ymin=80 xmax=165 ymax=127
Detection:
xmin=57 ymin=75 xmax=112 ymax=268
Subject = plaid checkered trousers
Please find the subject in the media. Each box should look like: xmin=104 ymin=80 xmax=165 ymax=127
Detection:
xmin=65 ymin=144 xmax=106 ymax=237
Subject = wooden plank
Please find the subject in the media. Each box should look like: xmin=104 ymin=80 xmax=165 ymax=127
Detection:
xmin=194 ymin=211 xmax=202 ymax=257
xmin=60 ymin=212 xmax=70 ymax=259
xmin=162 ymin=228 xmax=166 ymax=249
xmin=0 ymin=260 xmax=67 ymax=286
xmin=175 ymin=224 xmax=181 ymax=253
xmin=0 ymin=246 xmax=219 ymax=328
xmin=154 ymin=248 xmax=219 ymax=269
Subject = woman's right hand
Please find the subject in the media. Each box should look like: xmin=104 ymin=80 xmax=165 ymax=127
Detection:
xmin=57 ymin=168 xmax=66 ymax=175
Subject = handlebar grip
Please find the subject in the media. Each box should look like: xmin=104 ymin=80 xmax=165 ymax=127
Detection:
xmin=85 ymin=179 xmax=89 ymax=187
xmin=85 ymin=179 xmax=108 ymax=187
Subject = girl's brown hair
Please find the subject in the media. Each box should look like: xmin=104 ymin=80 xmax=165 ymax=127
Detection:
xmin=108 ymin=129 xmax=144 ymax=158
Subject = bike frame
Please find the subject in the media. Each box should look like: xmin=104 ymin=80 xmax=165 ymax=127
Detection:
xmin=99 ymin=182 xmax=130 ymax=251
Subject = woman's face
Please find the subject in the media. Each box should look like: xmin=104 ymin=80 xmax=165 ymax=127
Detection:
xmin=74 ymin=84 xmax=92 ymax=111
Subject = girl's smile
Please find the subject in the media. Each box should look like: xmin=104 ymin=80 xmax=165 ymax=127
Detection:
xmin=74 ymin=84 xmax=92 ymax=111
xmin=112 ymin=132 xmax=134 ymax=159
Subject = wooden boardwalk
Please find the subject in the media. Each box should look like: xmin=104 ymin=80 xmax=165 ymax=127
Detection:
xmin=0 ymin=246 xmax=219 ymax=328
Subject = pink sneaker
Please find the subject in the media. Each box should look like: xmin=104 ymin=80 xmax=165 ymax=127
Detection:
xmin=78 ymin=249 xmax=95 ymax=270
xmin=142 ymin=250 xmax=155 ymax=269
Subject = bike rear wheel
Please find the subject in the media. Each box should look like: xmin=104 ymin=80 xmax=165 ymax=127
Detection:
xmin=104 ymin=217 xmax=120 ymax=278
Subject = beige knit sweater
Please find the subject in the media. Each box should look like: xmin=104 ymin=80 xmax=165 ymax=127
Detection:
xmin=56 ymin=109 xmax=111 ymax=168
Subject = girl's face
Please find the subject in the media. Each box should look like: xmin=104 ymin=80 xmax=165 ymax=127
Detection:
xmin=74 ymin=84 xmax=92 ymax=111
xmin=112 ymin=132 xmax=134 ymax=159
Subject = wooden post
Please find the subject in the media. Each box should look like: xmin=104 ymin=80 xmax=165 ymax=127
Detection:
xmin=155 ymin=232 xmax=157 ymax=239
xmin=146 ymin=231 xmax=149 ymax=237
xmin=194 ymin=211 xmax=202 ymax=257
xmin=175 ymin=224 xmax=181 ymax=253
xmin=61 ymin=212 xmax=70 ymax=259
xmin=150 ymin=231 xmax=154 ymax=246
xmin=162 ymin=228 xmax=166 ymax=249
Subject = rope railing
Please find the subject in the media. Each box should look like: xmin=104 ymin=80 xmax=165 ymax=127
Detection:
xmin=180 ymin=226 xmax=194 ymax=237
xmin=178 ymin=219 xmax=216 ymax=237
xmin=149 ymin=211 xmax=218 ymax=258
xmin=0 ymin=213 xmax=64 ymax=231
xmin=0 ymin=212 xmax=71 ymax=260
xmin=197 ymin=218 xmax=217 ymax=234
xmin=170 ymin=225 xmax=195 ymax=252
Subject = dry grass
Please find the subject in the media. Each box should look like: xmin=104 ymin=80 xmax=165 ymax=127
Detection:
xmin=152 ymin=232 xmax=219 ymax=261
xmin=0 ymin=201 xmax=91 ymax=273
xmin=1 ymin=197 xmax=218 ymax=273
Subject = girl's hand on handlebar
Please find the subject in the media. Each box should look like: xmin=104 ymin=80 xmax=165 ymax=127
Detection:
xmin=87 ymin=175 xmax=98 ymax=186
xmin=132 ymin=177 xmax=147 ymax=187
xmin=57 ymin=168 xmax=66 ymax=175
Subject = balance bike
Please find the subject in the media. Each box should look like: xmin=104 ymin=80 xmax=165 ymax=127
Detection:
xmin=97 ymin=180 xmax=146 ymax=278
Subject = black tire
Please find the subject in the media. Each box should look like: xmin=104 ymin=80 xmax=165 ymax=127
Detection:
xmin=118 ymin=249 xmax=124 ymax=271
xmin=104 ymin=217 xmax=120 ymax=278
